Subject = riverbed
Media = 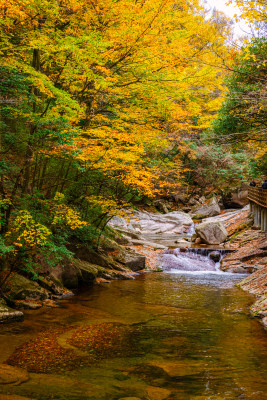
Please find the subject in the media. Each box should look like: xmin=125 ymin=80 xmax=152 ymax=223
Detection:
xmin=0 ymin=269 xmax=267 ymax=400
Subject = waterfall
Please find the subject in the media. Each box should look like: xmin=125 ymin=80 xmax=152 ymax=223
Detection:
xmin=161 ymin=248 xmax=234 ymax=274
xmin=186 ymin=223 xmax=195 ymax=236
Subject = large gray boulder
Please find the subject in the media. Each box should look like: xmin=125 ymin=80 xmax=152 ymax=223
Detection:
xmin=109 ymin=210 xmax=193 ymax=236
xmin=192 ymin=196 xmax=220 ymax=218
xmin=195 ymin=221 xmax=228 ymax=245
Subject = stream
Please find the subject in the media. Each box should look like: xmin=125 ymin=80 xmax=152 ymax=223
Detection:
xmin=0 ymin=249 xmax=267 ymax=399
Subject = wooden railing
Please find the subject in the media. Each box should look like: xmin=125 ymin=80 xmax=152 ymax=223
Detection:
xmin=248 ymin=187 xmax=267 ymax=208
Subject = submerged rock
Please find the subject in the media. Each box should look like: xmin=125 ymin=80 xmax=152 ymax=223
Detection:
xmin=0 ymin=363 xmax=29 ymax=385
xmin=195 ymin=221 xmax=228 ymax=245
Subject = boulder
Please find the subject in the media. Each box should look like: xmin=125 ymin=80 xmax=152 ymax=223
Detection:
xmin=60 ymin=263 xmax=80 ymax=289
xmin=109 ymin=210 xmax=193 ymax=236
xmin=192 ymin=196 xmax=220 ymax=218
xmin=0 ymin=299 xmax=24 ymax=323
xmin=195 ymin=221 xmax=228 ymax=245
xmin=115 ymin=247 xmax=145 ymax=271
xmin=37 ymin=275 xmax=65 ymax=296
xmin=5 ymin=274 xmax=48 ymax=301
xmin=223 ymin=187 xmax=248 ymax=209
xmin=72 ymin=259 xmax=98 ymax=284
xmin=153 ymin=199 xmax=170 ymax=214
xmin=188 ymin=198 xmax=200 ymax=207
xmin=173 ymin=193 xmax=187 ymax=204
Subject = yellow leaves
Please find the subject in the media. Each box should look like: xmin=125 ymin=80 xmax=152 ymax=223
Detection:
xmin=85 ymin=195 xmax=129 ymax=218
xmin=51 ymin=193 xmax=87 ymax=230
xmin=9 ymin=211 xmax=51 ymax=249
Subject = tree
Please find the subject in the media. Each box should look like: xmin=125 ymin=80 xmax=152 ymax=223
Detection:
xmin=212 ymin=37 xmax=267 ymax=175
xmin=0 ymin=0 xmax=232 ymax=283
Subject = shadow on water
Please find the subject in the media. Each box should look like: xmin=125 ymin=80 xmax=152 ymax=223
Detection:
xmin=0 ymin=250 xmax=267 ymax=400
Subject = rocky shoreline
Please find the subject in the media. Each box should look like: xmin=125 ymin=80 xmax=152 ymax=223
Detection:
xmin=1 ymin=196 xmax=266 ymax=330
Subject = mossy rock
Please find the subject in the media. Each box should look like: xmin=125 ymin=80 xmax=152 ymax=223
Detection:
xmin=192 ymin=214 xmax=204 ymax=220
xmin=5 ymin=274 xmax=48 ymax=301
xmin=71 ymin=259 xmax=99 ymax=284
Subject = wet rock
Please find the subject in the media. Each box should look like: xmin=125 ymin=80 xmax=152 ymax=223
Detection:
xmin=209 ymin=251 xmax=221 ymax=263
xmin=0 ymin=363 xmax=29 ymax=385
xmin=195 ymin=221 xmax=228 ymax=245
xmin=0 ymin=299 xmax=24 ymax=323
xmin=192 ymin=196 xmax=220 ymax=218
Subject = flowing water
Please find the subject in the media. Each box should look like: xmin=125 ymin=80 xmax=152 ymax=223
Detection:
xmin=0 ymin=251 xmax=267 ymax=400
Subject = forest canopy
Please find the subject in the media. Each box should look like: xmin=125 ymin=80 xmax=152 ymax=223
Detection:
xmin=0 ymin=0 xmax=266 ymax=279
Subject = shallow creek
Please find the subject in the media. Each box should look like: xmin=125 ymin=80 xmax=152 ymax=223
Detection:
xmin=1 ymin=252 xmax=267 ymax=400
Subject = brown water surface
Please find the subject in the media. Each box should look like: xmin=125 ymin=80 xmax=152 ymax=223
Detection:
xmin=0 ymin=271 xmax=267 ymax=400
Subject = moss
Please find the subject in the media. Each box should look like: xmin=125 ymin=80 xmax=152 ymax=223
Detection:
xmin=5 ymin=273 xmax=48 ymax=301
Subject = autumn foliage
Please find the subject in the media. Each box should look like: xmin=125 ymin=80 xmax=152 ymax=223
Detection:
xmin=0 ymin=0 xmax=234 ymax=276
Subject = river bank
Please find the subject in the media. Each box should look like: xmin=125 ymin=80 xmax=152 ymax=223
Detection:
xmin=1 ymin=200 xmax=266 ymax=331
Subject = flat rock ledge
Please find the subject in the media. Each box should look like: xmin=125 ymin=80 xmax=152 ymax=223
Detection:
xmin=0 ymin=301 xmax=24 ymax=323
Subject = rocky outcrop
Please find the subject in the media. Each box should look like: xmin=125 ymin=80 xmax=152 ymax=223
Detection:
xmin=221 ymin=229 xmax=267 ymax=329
xmin=195 ymin=221 xmax=228 ymax=245
xmin=192 ymin=196 xmax=220 ymax=218
xmin=109 ymin=210 xmax=193 ymax=236
xmin=223 ymin=186 xmax=248 ymax=209
xmin=5 ymin=274 xmax=48 ymax=301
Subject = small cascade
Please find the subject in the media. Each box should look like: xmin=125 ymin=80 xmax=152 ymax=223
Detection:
xmin=186 ymin=223 xmax=195 ymax=236
xmin=161 ymin=248 xmax=233 ymax=274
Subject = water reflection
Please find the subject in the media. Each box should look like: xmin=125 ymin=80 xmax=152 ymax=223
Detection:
xmin=0 ymin=272 xmax=266 ymax=400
